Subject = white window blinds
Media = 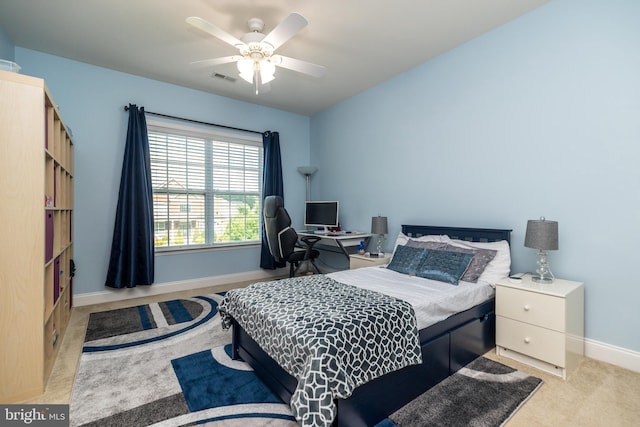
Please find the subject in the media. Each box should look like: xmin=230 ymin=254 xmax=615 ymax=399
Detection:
xmin=148 ymin=122 xmax=263 ymax=250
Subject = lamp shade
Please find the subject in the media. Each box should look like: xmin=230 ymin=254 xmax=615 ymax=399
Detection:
xmin=297 ymin=166 xmax=318 ymax=176
xmin=371 ymin=216 xmax=388 ymax=235
xmin=524 ymin=218 xmax=558 ymax=250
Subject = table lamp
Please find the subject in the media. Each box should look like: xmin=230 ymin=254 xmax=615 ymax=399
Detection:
xmin=524 ymin=216 xmax=558 ymax=283
xmin=371 ymin=215 xmax=388 ymax=256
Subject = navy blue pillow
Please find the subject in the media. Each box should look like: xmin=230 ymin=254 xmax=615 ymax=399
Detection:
xmin=416 ymin=249 xmax=474 ymax=285
xmin=387 ymin=245 xmax=427 ymax=275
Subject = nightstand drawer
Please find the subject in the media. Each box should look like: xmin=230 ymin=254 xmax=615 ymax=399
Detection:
xmin=497 ymin=316 xmax=565 ymax=367
xmin=496 ymin=286 xmax=565 ymax=332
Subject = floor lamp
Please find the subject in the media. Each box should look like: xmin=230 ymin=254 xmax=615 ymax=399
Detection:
xmin=297 ymin=166 xmax=318 ymax=201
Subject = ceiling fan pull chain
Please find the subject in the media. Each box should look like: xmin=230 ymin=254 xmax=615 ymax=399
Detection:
xmin=254 ymin=68 xmax=260 ymax=95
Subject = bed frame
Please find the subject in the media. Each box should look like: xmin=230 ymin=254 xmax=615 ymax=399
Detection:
xmin=230 ymin=224 xmax=512 ymax=427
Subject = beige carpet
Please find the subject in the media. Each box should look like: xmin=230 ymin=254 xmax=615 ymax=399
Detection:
xmin=22 ymin=283 xmax=640 ymax=426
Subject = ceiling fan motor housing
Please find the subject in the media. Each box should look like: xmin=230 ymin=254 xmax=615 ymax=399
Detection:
xmin=247 ymin=17 xmax=265 ymax=32
xmin=240 ymin=31 xmax=273 ymax=59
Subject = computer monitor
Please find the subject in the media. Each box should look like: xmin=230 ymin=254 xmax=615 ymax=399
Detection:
xmin=304 ymin=201 xmax=339 ymax=234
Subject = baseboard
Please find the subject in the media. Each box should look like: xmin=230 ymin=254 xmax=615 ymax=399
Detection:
xmin=584 ymin=338 xmax=640 ymax=373
xmin=73 ymin=269 xmax=286 ymax=307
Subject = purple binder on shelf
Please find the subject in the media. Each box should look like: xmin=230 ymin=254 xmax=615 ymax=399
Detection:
xmin=53 ymin=163 xmax=58 ymax=207
xmin=53 ymin=256 xmax=60 ymax=303
xmin=45 ymin=211 xmax=54 ymax=262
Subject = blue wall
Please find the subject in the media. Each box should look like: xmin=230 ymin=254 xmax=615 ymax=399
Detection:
xmin=15 ymin=48 xmax=311 ymax=294
xmin=0 ymin=24 xmax=14 ymax=61
xmin=310 ymin=0 xmax=640 ymax=352
xmin=4 ymin=0 xmax=638 ymax=354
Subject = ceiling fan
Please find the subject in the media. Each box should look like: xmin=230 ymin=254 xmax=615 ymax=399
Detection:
xmin=186 ymin=12 xmax=326 ymax=95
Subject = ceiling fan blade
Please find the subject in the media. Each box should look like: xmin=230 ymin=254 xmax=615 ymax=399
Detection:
xmin=189 ymin=56 xmax=242 ymax=68
xmin=271 ymin=55 xmax=326 ymax=78
xmin=261 ymin=12 xmax=308 ymax=50
xmin=186 ymin=16 xmax=246 ymax=49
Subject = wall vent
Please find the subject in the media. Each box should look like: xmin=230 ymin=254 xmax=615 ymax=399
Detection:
xmin=212 ymin=72 xmax=237 ymax=83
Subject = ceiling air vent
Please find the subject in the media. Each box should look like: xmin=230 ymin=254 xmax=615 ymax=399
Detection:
xmin=212 ymin=72 xmax=237 ymax=83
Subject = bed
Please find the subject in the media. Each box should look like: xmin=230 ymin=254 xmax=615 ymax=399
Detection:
xmin=220 ymin=224 xmax=512 ymax=427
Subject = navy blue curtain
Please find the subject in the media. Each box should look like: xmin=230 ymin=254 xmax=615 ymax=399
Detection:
xmin=260 ymin=131 xmax=286 ymax=269
xmin=105 ymin=104 xmax=154 ymax=288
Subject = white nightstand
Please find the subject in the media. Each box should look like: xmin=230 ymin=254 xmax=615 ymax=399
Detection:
xmin=349 ymin=253 xmax=392 ymax=269
xmin=495 ymin=274 xmax=584 ymax=379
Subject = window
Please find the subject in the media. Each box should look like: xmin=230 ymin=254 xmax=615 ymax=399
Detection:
xmin=148 ymin=121 xmax=263 ymax=251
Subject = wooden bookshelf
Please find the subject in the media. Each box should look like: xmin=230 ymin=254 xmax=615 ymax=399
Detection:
xmin=0 ymin=70 xmax=74 ymax=402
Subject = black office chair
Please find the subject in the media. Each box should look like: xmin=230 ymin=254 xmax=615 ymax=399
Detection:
xmin=263 ymin=195 xmax=322 ymax=277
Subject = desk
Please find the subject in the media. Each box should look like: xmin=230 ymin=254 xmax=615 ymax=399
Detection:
xmin=298 ymin=231 xmax=372 ymax=261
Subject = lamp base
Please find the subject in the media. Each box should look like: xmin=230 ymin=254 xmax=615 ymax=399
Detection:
xmin=376 ymin=234 xmax=386 ymax=256
xmin=531 ymin=274 xmax=554 ymax=284
xmin=532 ymin=249 xmax=554 ymax=284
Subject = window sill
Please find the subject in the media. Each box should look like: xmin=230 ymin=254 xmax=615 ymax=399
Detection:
xmin=155 ymin=241 xmax=261 ymax=255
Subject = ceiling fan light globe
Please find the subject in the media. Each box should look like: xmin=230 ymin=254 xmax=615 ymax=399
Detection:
xmin=237 ymin=58 xmax=254 ymax=73
xmin=260 ymin=61 xmax=276 ymax=84
xmin=239 ymin=72 xmax=254 ymax=84
xmin=239 ymin=71 xmax=254 ymax=83
xmin=261 ymin=75 xmax=275 ymax=84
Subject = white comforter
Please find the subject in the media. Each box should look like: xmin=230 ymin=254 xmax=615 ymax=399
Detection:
xmin=328 ymin=265 xmax=495 ymax=330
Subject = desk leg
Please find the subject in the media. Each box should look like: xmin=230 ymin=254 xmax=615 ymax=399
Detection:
xmin=336 ymin=236 xmax=371 ymax=261
xmin=336 ymin=240 xmax=349 ymax=260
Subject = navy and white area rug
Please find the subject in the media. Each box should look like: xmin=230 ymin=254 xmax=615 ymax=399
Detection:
xmin=70 ymin=293 xmax=542 ymax=427
xmin=70 ymin=293 xmax=297 ymax=426
xmin=377 ymin=356 xmax=543 ymax=427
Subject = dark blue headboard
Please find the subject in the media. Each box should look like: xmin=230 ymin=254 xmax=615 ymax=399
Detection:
xmin=401 ymin=225 xmax=511 ymax=244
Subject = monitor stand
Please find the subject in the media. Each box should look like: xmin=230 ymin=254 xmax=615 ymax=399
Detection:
xmin=314 ymin=226 xmax=329 ymax=235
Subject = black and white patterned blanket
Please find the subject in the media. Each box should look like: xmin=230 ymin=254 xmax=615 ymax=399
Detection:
xmin=219 ymin=275 xmax=422 ymax=427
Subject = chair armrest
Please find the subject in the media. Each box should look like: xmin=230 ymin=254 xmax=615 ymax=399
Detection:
xmin=298 ymin=235 xmax=321 ymax=259
xmin=299 ymin=235 xmax=321 ymax=248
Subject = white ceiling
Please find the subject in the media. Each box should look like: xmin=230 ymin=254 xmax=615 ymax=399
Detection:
xmin=0 ymin=0 xmax=548 ymax=116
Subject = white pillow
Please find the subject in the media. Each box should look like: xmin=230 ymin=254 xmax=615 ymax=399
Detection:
xmin=391 ymin=232 xmax=449 ymax=261
xmin=392 ymin=232 xmax=448 ymax=251
xmin=444 ymin=237 xmax=511 ymax=285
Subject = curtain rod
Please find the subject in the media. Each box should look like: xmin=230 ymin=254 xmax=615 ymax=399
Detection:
xmin=123 ymin=105 xmax=265 ymax=135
